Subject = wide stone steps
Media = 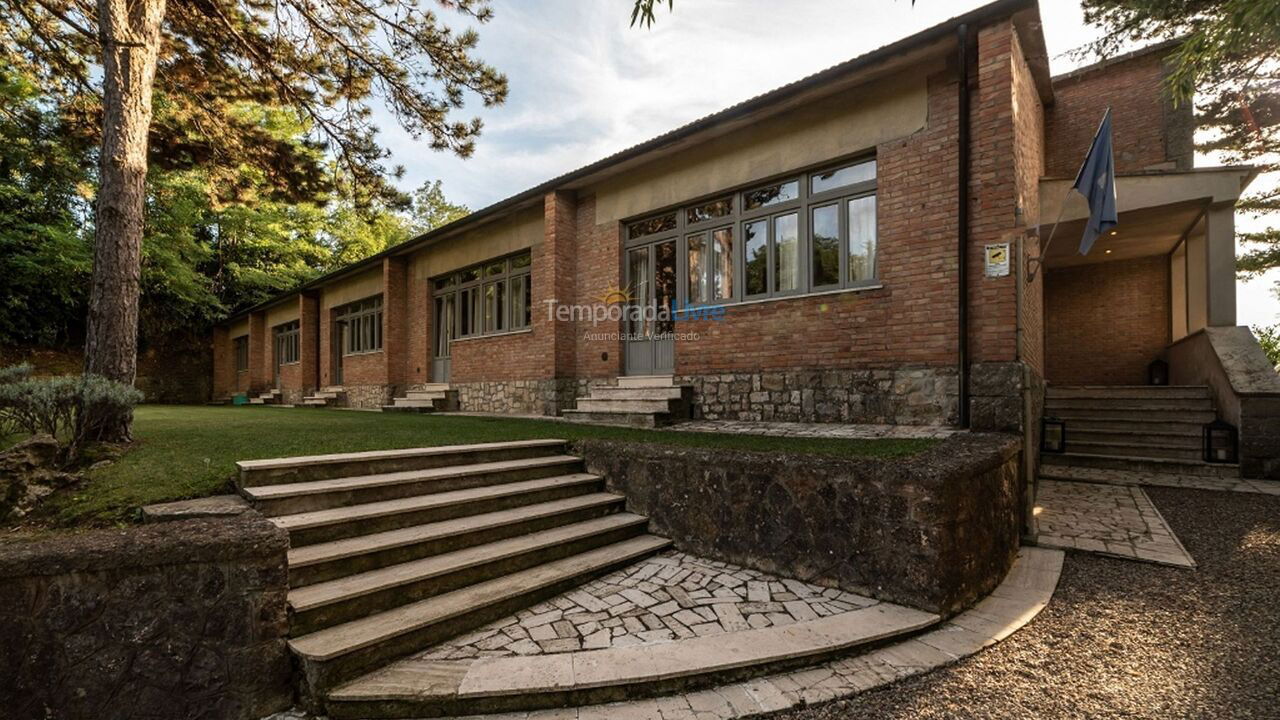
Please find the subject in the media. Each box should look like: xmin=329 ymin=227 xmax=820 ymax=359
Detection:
xmin=563 ymin=376 xmax=692 ymax=428
xmin=1046 ymin=406 xmax=1216 ymax=423
xmin=287 ymin=493 xmax=627 ymax=587
xmin=249 ymin=389 xmax=283 ymax=405
xmin=573 ymin=398 xmax=675 ymax=414
xmin=1065 ymin=440 xmax=1202 ymax=462
xmin=243 ymin=455 xmax=585 ymax=516
xmin=1066 ymin=428 xmax=1202 ymax=447
xmin=1046 ymin=396 xmax=1212 ymax=412
xmin=237 ymin=439 xmax=568 ymax=486
xmin=290 ymin=534 xmax=671 ymax=700
xmin=589 ymin=386 xmax=687 ymax=401
xmin=383 ymin=385 xmax=459 ymax=413
xmin=272 ymin=473 xmax=605 ymax=547
xmin=1045 ymin=385 xmax=1210 ymax=400
xmin=289 ymin=514 xmax=650 ymax=635
xmin=1041 ymin=451 xmax=1237 ymax=478
xmin=324 ymin=601 xmax=938 ymax=719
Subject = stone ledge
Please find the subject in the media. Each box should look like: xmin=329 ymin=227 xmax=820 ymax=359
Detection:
xmin=142 ymin=493 xmax=252 ymax=522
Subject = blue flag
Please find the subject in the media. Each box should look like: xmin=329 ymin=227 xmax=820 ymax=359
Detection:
xmin=1071 ymin=108 xmax=1119 ymax=255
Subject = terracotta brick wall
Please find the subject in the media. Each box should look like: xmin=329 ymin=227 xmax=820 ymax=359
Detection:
xmin=1011 ymin=27 xmax=1046 ymax=377
xmin=336 ymin=351 xmax=385 ymax=386
xmin=383 ymin=258 xmax=409 ymax=386
xmin=1045 ymin=47 xmax=1193 ymax=177
xmin=451 ymin=331 xmax=542 ymax=383
xmin=1045 ymin=255 xmax=1171 ymax=385
xmin=573 ymin=194 xmax=625 ymax=380
xmin=299 ymin=293 xmax=320 ymax=393
xmin=406 ymin=275 xmax=432 ymax=383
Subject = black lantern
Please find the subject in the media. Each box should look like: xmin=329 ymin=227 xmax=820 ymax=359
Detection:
xmin=1203 ymin=419 xmax=1238 ymax=464
xmin=1148 ymin=359 xmax=1169 ymax=386
xmin=1041 ymin=417 xmax=1067 ymax=453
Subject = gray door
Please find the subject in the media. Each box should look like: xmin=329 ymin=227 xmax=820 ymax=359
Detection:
xmin=432 ymin=294 xmax=454 ymax=383
xmin=625 ymin=239 xmax=676 ymax=376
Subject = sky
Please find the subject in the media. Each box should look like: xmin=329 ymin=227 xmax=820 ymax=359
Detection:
xmin=371 ymin=0 xmax=1280 ymax=328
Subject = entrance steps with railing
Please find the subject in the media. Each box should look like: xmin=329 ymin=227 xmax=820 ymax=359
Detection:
xmin=1042 ymin=385 xmax=1239 ymax=479
xmin=562 ymin=375 xmax=692 ymax=428
xmin=382 ymin=384 xmax=459 ymax=413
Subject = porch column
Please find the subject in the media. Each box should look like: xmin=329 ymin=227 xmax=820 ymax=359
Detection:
xmin=1205 ymin=205 xmax=1238 ymax=327
xmin=247 ymin=310 xmax=268 ymax=392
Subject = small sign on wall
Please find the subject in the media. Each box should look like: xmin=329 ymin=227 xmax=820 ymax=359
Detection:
xmin=985 ymin=243 xmax=1011 ymax=278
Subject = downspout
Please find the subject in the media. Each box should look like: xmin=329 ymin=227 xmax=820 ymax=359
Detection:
xmin=956 ymin=23 xmax=972 ymax=428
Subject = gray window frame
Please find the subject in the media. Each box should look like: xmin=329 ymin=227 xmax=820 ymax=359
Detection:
xmin=432 ymin=250 xmax=532 ymax=338
xmin=623 ymin=155 xmax=878 ymax=309
xmin=233 ymin=335 xmax=249 ymax=372
xmin=335 ymin=296 xmax=383 ymax=355
xmin=273 ymin=321 xmax=300 ymax=365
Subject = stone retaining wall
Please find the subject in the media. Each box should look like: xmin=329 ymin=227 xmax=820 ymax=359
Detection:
xmin=576 ymin=432 xmax=1022 ymax=616
xmin=0 ymin=514 xmax=292 ymax=720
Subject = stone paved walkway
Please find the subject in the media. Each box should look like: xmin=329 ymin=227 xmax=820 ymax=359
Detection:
xmin=670 ymin=421 xmax=957 ymax=440
xmin=1034 ymin=480 xmax=1196 ymax=568
xmin=415 ymin=551 xmax=880 ymax=660
xmin=1042 ymin=464 xmax=1280 ymax=495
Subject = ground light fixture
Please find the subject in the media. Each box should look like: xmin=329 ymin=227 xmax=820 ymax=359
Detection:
xmin=1041 ymin=417 xmax=1067 ymax=453
xmin=1148 ymin=359 xmax=1170 ymax=386
xmin=1203 ymin=419 xmax=1238 ymax=464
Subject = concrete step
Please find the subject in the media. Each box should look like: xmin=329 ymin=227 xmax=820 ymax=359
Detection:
xmin=237 ymin=439 xmax=568 ymax=486
xmin=1046 ymin=385 xmax=1210 ymax=400
xmin=324 ymin=600 xmax=938 ymax=719
xmin=1046 ymin=407 xmax=1216 ymax=424
xmin=248 ymin=398 xmax=266 ymax=405
xmin=404 ymin=391 xmax=449 ymax=401
xmin=273 ymin=473 xmax=605 ymax=547
xmin=1045 ymin=397 xmax=1213 ymax=412
xmin=287 ymin=493 xmax=628 ymax=588
xmin=1050 ymin=417 xmax=1207 ymax=434
xmin=1066 ymin=427 xmax=1202 ymax=447
xmin=615 ymin=375 xmax=678 ymax=389
xmin=289 ymin=534 xmax=671 ymax=700
xmin=289 ymin=514 xmax=649 ymax=635
xmin=561 ymin=410 xmax=669 ymax=429
xmin=415 ymin=384 xmax=452 ymax=392
xmin=390 ymin=399 xmax=437 ymax=408
xmin=243 ymin=455 xmax=586 ymax=516
xmin=1041 ymin=452 xmax=1238 ymax=478
xmin=590 ymin=386 xmax=688 ymax=401
xmin=574 ymin=398 xmax=676 ymax=414
xmin=1065 ymin=441 xmax=1203 ymax=462
xmin=301 ymin=398 xmax=333 ymax=407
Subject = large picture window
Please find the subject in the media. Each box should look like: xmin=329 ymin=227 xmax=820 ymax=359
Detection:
xmin=624 ymin=156 xmax=878 ymax=307
xmin=336 ymin=296 xmax=383 ymax=354
xmin=274 ymin=321 xmax=300 ymax=365
xmin=433 ymin=250 xmax=532 ymax=338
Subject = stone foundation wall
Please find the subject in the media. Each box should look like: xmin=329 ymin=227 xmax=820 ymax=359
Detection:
xmin=576 ymin=433 xmax=1022 ymax=616
xmin=676 ymin=367 xmax=959 ymax=425
xmin=341 ymin=383 xmax=394 ymax=409
xmin=0 ymin=514 xmax=292 ymax=720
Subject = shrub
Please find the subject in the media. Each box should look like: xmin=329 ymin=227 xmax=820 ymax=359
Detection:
xmin=0 ymin=366 xmax=143 ymax=456
xmin=1255 ymin=325 xmax=1280 ymax=371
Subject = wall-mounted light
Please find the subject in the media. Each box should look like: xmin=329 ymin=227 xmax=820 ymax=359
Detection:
xmin=1203 ymin=420 xmax=1238 ymax=464
xmin=1041 ymin=417 xmax=1067 ymax=453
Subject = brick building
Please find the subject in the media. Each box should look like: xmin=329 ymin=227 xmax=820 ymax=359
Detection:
xmin=213 ymin=0 xmax=1278 ymax=477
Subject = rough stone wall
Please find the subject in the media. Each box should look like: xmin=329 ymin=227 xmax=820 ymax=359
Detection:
xmin=0 ymin=514 xmax=291 ymax=720
xmin=1045 ymin=256 xmax=1171 ymax=385
xmin=677 ymin=367 xmax=958 ymax=425
xmin=1046 ymin=44 xmax=1194 ymax=176
xmin=578 ymin=433 xmax=1022 ymax=616
xmin=454 ymin=379 xmax=560 ymax=415
xmin=340 ymin=383 xmax=394 ymax=409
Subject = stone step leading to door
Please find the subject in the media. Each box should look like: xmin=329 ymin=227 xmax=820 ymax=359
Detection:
xmin=562 ymin=376 xmax=691 ymax=428
xmin=383 ymin=385 xmax=459 ymax=413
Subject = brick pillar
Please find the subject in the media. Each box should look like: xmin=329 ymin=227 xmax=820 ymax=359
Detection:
xmin=299 ymin=292 xmax=320 ymax=394
xmin=383 ymin=256 xmax=409 ymax=389
xmin=319 ymin=301 xmax=333 ymax=388
xmin=539 ymin=191 xmax=578 ymax=380
xmin=212 ymin=326 xmax=230 ymax=398
xmin=248 ymin=311 xmax=268 ymax=393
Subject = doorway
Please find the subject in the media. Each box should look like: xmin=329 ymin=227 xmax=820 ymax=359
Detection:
xmin=624 ymin=238 xmax=676 ymax=376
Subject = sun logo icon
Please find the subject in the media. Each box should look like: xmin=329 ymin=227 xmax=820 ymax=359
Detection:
xmin=596 ymin=285 xmax=634 ymax=305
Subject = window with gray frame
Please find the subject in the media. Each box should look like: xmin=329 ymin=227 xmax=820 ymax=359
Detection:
xmin=432 ymin=251 xmax=532 ymax=338
xmin=625 ymin=157 xmax=877 ymax=306
xmin=234 ymin=335 xmax=249 ymax=372
xmin=274 ymin=321 xmax=300 ymax=365
xmin=336 ymin=296 xmax=383 ymax=354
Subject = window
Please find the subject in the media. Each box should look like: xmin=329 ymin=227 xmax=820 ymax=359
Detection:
xmin=234 ymin=336 xmax=249 ymax=372
xmin=433 ymin=250 xmax=532 ymax=338
xmin=274 ymin=321 xmax=300 ymax=365
xmin=623 ymin=155 xmax=877 ymax=306
xmin=336 ymin=296 xmax=383 ymax=354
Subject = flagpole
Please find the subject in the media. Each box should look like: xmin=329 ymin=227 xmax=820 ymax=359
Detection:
xmin=1025 ymin=106 xmax=1113 ymax=283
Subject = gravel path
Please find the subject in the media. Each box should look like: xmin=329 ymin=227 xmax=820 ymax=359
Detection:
xmin=778 ymin=487 xmax=1280 ymax=719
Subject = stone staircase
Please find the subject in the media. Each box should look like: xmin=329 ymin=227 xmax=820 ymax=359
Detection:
xmin=382 ymin=384 xmax=459 ymax=413
xmin=563 ymin=375 xmax=692 ymax=428
xmin=234 ymin=440 xmax=671 ymax=709
xmin=301 ymin=387 xmax=347 ymax=408
xmin=1041 ymin=385 xmax=1238 ymax=479
xmin=248 ymin=388 xmax=284 ymax=405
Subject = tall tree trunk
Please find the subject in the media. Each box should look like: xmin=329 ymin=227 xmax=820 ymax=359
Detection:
xmin=82 ymin=0 xmax=166 ymax=442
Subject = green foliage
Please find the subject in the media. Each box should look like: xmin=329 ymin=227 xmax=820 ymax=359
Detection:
xmin=410 ymin=179 xmax=471 ymax=235
xmin=631 ymin=0 xmax=673 ymax=28
xmin=0 ymin=367 xmax=143 ymax=452
xmin=1255 ymin=325 xmax=1280 ymax=368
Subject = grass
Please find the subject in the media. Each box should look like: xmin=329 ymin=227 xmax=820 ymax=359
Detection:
xmin=33 ymin=405 xmax=937 ymax=528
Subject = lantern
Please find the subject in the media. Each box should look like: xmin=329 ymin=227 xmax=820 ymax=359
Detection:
xmin=1148 ymin=359 xmax=1169 ymax=386
xmin=1041 ymin=417 xmax=1067 ymax=453
xmin=1203 ymin=420 xmax=1238 ymax=464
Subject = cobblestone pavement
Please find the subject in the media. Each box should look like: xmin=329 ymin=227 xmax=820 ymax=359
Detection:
xmin=1042 ymin=464 xmax=1280 ymax=495
xmin=671 ymin=420 xmax=957 ymax=440
xmin=414 ymin=551 xmax=880 ymax=660
xmin=1034 ymin=479 xmax=1195 ymax=567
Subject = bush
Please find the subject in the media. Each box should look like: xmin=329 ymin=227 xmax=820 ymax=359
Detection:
xmin=0 ymin=365 xmax=143 ymax=456
xmin=1255 ymin=325 xmax=1280 ymax=370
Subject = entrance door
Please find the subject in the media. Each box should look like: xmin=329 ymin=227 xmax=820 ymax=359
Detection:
xmin=432 ymin=293 xmax=455 ymax=382
xmin=624 ymin=239 xmax=676 ymax=375
xmin=333 ymin=320 xmax=346 ymax=385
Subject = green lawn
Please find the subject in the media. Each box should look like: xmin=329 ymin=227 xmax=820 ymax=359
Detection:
xmin=37 ymin=405 xmax=936 ymax=528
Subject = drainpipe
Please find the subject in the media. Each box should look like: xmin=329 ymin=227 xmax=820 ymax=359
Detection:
xmin=956 ymin=23 xmax=972 ymax=428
